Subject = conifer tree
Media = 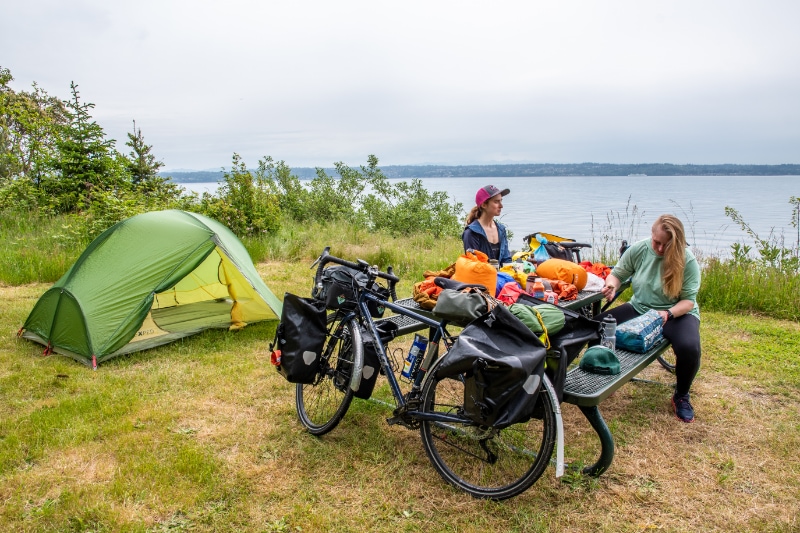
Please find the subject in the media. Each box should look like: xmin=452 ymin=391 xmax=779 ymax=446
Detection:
xmin=49 ymin=82 xmax=121 ymax=212
xmin=125 ymin=120 xmax=163 ymax=186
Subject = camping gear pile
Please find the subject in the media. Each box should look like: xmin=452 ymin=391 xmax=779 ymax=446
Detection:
xmin=19 ymin=210 xmax=282 ymax=368
xmin=409 ymin=232 xmax=615 ymax=404
xmin=412 ymin=235 xmax=612 ymax=313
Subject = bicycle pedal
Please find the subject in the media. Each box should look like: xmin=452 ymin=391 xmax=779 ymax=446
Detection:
xmin=385 ymin=415 xmax=413 ymax=429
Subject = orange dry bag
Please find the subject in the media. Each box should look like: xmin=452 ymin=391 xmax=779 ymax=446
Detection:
xmin=535 ymin=258 xmax=588 ymax=291
xmin=452 ymin=250 xmax=498 ymax=293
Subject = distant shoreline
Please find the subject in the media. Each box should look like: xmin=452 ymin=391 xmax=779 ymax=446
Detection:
xmin=161 ymin=163 xmax=800 ymax=183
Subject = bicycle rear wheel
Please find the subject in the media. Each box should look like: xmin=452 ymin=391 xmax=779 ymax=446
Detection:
xmin=295 ymin=315 xmax=361 ymax=435
xmin=419 ymin=360 xmax=557 ymax=500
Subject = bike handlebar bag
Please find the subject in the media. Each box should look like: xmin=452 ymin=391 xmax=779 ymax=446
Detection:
xmin=316 ymin=265 xmax=389 ymax=318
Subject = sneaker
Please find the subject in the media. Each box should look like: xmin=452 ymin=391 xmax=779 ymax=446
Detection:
xmin=672 ymin=393 xmax=695 ymax=423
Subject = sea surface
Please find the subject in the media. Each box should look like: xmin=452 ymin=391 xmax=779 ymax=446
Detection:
xmin=179 ymin=175 xmax=799 ymax=258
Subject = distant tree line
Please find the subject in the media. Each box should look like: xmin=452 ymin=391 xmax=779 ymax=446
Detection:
xmin=372 ymin=162 xmax=800 ymax=178
xmin=163 ymin=162 xmax=800 ymax=183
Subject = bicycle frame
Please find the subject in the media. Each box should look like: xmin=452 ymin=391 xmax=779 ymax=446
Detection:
xmin=355 ymin=290 xmax=451 ymax=413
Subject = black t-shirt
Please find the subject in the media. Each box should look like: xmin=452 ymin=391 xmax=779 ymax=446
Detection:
xmin=488 ymin=241 xmax=501 ymax=260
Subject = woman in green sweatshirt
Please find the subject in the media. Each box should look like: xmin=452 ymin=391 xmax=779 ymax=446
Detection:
xmin=598 ymin=214 xmax=702 ymax=423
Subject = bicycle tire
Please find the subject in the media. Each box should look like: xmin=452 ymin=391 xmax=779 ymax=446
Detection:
xmin=656 ymin=347 xmax=676 ymax=374
xmin=418 ymin=358 xmax=557 ymax=500
xmin=295 ymin=315 xmax=361 ymax=435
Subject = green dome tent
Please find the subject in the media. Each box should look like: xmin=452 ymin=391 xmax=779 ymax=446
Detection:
xmin=20 ymin=210 xmax=282 ymax=368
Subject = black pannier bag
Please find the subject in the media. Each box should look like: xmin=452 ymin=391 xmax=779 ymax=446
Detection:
xmin=435 ymin=305 xmax=547 ymax=429
xmin=515 ymin=293 xmax=603 ymax=401
xmin=351 ymin=320 xmax=399 ymax=399
xmin=314 ymin=265 xmax=390 ymax=318
xmin=270 ymin=292 xmax=328 ymax=384
xmin=543 ymin=242 xmax=572 ymax=262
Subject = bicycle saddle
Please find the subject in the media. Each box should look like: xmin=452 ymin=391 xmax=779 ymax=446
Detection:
xmin=434 ymin=277 xmax=488 ymax=292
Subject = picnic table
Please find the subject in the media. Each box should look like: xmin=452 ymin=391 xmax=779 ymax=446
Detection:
xmin=380 ymin=286 xmax=607 ymax=336
xmin=377 ymin=282 xmax=674 ymax=477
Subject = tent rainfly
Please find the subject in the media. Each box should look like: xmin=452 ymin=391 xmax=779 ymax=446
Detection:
xmin=20 ymin=210 xmax=282 ymax=368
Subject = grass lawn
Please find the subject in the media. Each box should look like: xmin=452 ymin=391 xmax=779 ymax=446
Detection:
xmin=1 ymin=263 xmax=798 ymax=532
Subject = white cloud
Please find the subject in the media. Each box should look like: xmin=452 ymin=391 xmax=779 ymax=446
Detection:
xmin=3 ymin=0 xmax=799 ymax=170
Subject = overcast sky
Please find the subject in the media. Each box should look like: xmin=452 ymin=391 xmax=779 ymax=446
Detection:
xmin=3 ymin=1 xmax=799 ymax=171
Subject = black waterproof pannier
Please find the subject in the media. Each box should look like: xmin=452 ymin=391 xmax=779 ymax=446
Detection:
xmin=314 ymin=265 xmax=390 ymax=318
xmin=270 ymin=293 xmax=328 ymax=384
xmin=435 ymin=305 xmax=547 ymax=429
xmin=514 ymin=293 xmax=603 ymax=401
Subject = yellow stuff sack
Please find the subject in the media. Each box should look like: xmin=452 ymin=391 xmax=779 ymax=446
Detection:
xmin=452 ymin=250 xmax=497 ymax=293
xmin=535 ymin=259 xmax=588 ymax=291
xmin=500 ymin=264 xmax=529 ymax=290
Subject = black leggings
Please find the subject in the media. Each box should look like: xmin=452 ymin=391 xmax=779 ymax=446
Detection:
xmin=595 ymin=304 xmax=701 ymax=396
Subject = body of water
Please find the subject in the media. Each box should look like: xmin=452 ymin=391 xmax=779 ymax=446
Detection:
xmin=180 ymin=175 xmax=799 ymax=258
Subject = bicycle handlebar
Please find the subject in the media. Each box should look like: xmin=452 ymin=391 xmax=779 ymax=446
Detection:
xmin=311 ymin=246 xmax=400 ymax=297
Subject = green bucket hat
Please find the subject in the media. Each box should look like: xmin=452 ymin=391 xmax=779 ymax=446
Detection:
xmin=579 ymin=346 xmax=621 ymax=375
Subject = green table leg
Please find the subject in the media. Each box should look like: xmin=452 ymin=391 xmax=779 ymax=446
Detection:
xmin=579 ymin=405 xmax=615 ymax=476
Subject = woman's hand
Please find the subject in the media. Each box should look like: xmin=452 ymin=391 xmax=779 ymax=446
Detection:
xmin=600 ymin=284 xmax=616 ymax=300
xmin=601 ymin=274 xmax=620 ymax=300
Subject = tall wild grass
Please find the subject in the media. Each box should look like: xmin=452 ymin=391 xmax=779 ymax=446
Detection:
xmin=589 ymin=197 xmax=800 ymax=321
xmin=2 ymin=203 xmax=797 ymax=322
xmin=701 ymin=259 xmax=799 ymax=321
xmin=0 ymin=211 xmax=463 ymax=286
xmin=589 ymin=195 xmax=647 ymax=264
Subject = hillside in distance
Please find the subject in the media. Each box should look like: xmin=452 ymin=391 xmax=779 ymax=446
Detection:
xmin=161 ymin=163 xmax=800 ymax=182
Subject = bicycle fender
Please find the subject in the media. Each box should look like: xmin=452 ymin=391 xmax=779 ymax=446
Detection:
xmin=347 ymin=322 xmax=364 ymax=392
xmin=542 ymin=374 xmax=565 ymax=478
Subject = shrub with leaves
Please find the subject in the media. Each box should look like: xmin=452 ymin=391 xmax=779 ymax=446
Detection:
xmin=725 ymin=198 xmax=800 ymax=274
xmin=201 ymin=153 xmax=280 ymax=237
xmin=309 ymin=155 xmax=463 ymax=238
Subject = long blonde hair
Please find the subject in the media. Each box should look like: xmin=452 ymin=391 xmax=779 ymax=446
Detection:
xmin=653 ymin=214 xmax=686 ymax=299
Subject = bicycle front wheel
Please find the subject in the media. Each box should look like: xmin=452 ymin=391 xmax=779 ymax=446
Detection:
xmin=419 ymin=361 xmax=557 ymax=500
xmin=295 ymin=315 xmax=361 ymax=436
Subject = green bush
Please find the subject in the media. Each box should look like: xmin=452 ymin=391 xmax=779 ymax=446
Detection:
xmin=258 ymin=154 xmax=463 ymax=238
xmin=725 ymin=199 xmax=800 ymax=274
xmin=200 ymin=153 xmax=280 ymax=237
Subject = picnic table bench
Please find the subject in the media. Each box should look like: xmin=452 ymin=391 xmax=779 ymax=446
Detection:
xmin=562 ymin=337 xmax=672 ymax=476
xmin=376 ymin=283 xmax=673 ymax=478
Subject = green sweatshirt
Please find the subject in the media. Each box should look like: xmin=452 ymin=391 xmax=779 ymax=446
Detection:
xmin=611 ymin=238 xmax=701 ymax=320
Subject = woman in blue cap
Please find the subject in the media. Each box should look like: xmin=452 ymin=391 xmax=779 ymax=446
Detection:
xmin=462 ymin=184 xmax=512 ymax=266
